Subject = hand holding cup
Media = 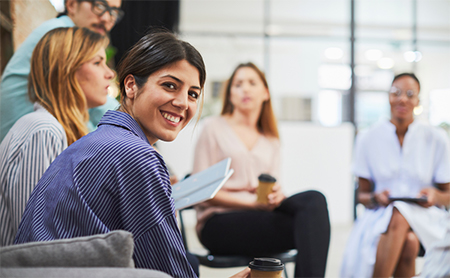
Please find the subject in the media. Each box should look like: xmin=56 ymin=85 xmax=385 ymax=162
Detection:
xmin=256 ymin=174 xmax=277 ymax=204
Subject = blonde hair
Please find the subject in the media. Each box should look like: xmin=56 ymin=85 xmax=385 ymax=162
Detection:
xmin=221 ymin=62 xmax=279 ymax=139
xmin=28 ymin=27 xmax=109 ymax=145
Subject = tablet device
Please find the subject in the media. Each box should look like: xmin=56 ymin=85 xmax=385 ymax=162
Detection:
xmin=172 ymin=158 xmax=231 ymax=201
xmin=388 ymin=196 xmax=428 ymax=203
xmin=174 ymin=169 xmax=234 ymax=210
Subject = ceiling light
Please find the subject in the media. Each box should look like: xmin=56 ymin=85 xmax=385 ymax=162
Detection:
xmin=377 ymin=57 xmax=394 ymax=69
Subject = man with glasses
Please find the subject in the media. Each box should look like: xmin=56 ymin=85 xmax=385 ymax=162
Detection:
xmin=0 ymin=0 xmax=123 ymax=141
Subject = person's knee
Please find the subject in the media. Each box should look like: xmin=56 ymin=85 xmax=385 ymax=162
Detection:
xmin=399 ymin=232 xmax=420 ymax=264
xmin=387 ymin=208 xmax=409 ymax=233
xmin=303 ymin=190 xmax=327 ymax=207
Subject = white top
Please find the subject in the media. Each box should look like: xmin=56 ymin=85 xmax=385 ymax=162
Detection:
xmin=341 ymin=119 xmax=450 ymax=278
xmin=0 ymin=103 xmax=67 ymax=246
xmin=353 ymin=120 xmax=450 ymax=196
xmin=192 ymin=116 xmax=280 ymax=235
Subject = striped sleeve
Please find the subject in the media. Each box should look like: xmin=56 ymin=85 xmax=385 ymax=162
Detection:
xmin=133 ymin=216 xmax=196 ymax=278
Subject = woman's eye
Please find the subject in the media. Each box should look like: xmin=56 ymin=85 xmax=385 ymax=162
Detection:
xmin=163 ymin=83 xmax=176 ymax=90
xmin=189 ymin=91 xmax=199 ymax=99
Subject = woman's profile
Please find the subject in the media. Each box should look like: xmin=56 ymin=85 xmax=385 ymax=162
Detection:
xmin=0 ymin=27 xmax=114 ymax=246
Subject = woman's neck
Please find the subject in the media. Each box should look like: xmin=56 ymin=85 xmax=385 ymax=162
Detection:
xmin=390 ymin=117 xmax=414 ymax=146
xmin=227 ymin=109 xmax=260 ymax=130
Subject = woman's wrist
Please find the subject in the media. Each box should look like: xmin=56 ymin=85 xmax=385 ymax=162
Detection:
xmin=366 ymin=192 xmax=378 ymax=208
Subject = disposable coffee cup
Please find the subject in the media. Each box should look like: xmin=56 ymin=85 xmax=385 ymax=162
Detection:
xmin=256 ymin=174 xmax=277 ymax=204
xmin=249 ymin=258 xmax=284 ymax=278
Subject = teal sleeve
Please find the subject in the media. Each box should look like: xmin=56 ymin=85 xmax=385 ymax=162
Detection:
xmin=88 ymin=95 xmax=120 ymax=131
xmin=0 ymin=16 xmax=74 ymax=141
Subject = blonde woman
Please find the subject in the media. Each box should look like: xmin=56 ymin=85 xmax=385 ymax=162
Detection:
xmin=0 ymin=27 xmax=114 ymax=246
xmin=192 ymin=62 xmax=331 ymax=277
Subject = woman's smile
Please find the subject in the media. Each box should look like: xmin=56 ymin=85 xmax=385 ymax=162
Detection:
xmin=161 ymin=111 xmax=183 ymax=125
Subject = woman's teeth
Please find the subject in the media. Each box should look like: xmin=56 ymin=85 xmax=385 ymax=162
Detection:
xmin=162 ymin=112 xmax=180 ymax=123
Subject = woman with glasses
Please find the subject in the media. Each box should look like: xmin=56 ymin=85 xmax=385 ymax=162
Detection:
xmin=0 ymin=27 xmax=114 ymax=246
xmin=341 ymin=73 xmax=450 ymax=278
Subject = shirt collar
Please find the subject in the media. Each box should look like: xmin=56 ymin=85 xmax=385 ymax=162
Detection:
xmin=385 ymin=118 xmax=419 ymax=134
xmin=33 ymin=102 xmax=45 ymax=112
xmin=59 ymin=15 xmax=75 ymax=26
xmin=98 ymin=110 xmax=150 ymax=145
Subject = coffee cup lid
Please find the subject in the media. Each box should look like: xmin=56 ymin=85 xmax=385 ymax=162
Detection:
xmin=258 ymin=174 xmax=277 ymax=183
xmin=249 ymin=258 xmax=284 ymax=271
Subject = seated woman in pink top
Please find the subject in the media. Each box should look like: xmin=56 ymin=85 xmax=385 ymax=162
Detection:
xmin=192 ymin=62 xmax=331 ymax=278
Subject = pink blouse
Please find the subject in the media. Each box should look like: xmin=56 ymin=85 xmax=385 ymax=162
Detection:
xmin=192 ymin=116 xmax=281 ymax=235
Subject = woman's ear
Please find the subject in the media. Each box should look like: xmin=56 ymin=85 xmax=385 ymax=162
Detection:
xmin=124 ymin=74 xmax=138 ymax=99
xmin=66 ymin=0 xmax=78 ymax=16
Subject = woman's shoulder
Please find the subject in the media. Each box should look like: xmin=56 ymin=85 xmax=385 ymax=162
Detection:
xmin=201 ymin=115 xmax=224 ymax=127
xmin=89 ymin=127 xmax=159 ymax=159
xmin=197 ymin=116 xmax=227 ymax=135
xmin=355 ymin=120 xmax=391 ymax=142
xmin=10 ymin=110 xmax=65 ymax=140
xmin=414 ymin=121 xmax=449 ymax=144
xmin=261 ymin=134 xmax=280 ymax=147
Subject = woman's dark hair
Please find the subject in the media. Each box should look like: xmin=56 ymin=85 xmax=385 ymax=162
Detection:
xmin=116 ymin=29 xmax=206 ymax=104
xmin=392 ymin=73 xmax=420 ymax=90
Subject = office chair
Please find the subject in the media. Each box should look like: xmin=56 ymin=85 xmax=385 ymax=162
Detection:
xmin=178 ymin=206 xmax=297 ymax=278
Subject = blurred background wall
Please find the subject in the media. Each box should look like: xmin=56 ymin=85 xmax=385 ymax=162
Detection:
xmin=2 ymin=0 xmax=449 ymax=225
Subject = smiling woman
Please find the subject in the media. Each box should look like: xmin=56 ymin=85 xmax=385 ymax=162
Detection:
xmin=341 ymin=73 xmax=450 ymax=278
xmin=13 ymin=30 xmax=221 ymax=278
xmin=119 ymin=60 xmax=202 ymax=144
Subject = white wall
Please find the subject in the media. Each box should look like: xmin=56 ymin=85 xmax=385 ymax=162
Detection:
xmin=158 ymin=120 xmax=355 ymax=225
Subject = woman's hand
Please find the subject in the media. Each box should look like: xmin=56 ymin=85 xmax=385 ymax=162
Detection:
xmin=418 ymin=187 xmax=438 ymax=208
xmin=250 ymin=183 xmax=285 ymax=211
xmin=374 ymin=190 xmax=391 ymax=207
xmin=230 ymin=267 xmax=251 ymax=278
xmin=267 ymin=183 xmax=286 ymax=209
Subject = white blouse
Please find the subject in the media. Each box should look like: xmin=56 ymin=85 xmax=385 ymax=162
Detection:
xmin=341 ymin=119 xmax=450 ymax=278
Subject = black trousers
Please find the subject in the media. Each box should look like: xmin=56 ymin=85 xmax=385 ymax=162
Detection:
xmin=200 ymin=190 xmax=331 ymax=278
xmin=186 ymin=252 xmax=200 ymax=277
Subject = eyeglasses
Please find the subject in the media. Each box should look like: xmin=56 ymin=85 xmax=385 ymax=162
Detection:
xmin=389 ymin=86 xmax=417 ymax=99
xmin=83 ymin=0 xmax=124 ymax=23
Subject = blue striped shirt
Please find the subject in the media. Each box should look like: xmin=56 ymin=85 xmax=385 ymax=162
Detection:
xmin=0 ymin=103 xmax=67 ymax=246
xmin=15 ymin=110 xmax=197 ymax=278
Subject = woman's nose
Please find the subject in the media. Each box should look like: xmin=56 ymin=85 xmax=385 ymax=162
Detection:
xmin=105 ymin=67 xmax=115 ymax=80
xmin=172 ymin=91 xmax=188 ymax=110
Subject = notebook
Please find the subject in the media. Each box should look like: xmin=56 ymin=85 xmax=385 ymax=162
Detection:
xmin=172 ymin=158 xmax=233 ymax=210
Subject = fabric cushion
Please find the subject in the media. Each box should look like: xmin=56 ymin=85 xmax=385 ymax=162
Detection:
xmin=0 ymin=268 xmax=172 ymax=278
xmin=0 ymin=230 xmax=135 ymax=268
